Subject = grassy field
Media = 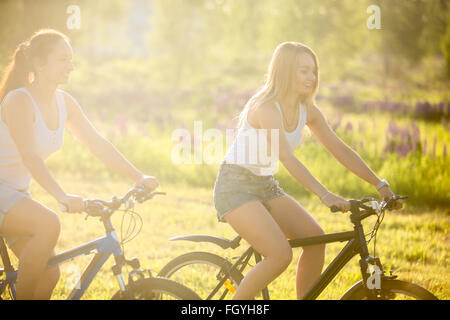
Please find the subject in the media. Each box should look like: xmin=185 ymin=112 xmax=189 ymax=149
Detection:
xmin=0 ymin=0 xmax=448 ymax=301
xmin=9 ymin=176 xmax=446 ymax=300
xmin=2 ymin=99 xmax=446 ymax=300
xmin=2 ymin=85 xmax=448 ymax=300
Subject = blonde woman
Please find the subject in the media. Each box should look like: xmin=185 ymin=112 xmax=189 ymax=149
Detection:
xmin=0 ymin=29 xmax=158 ymax=299
xmin=213 ymin=42 xmax=402 ymax=300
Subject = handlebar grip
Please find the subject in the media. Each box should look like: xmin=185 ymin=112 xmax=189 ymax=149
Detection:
xmin=330 ymin=205 xmax=340 ymax=213
xmin=60 ymin=200 xmax=90 ymax=213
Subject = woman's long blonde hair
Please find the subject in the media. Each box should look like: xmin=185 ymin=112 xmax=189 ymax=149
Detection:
xmin=238 ymin=41 xmax=320 ymax=127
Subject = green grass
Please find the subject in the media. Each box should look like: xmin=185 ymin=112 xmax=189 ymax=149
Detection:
xmin=7 ymin=178 xmax=446 ymax=300
xmin=2 ymin=92 xmax=448 ymax=299
xmin=45 ymin=107 xmax=450 ymax=209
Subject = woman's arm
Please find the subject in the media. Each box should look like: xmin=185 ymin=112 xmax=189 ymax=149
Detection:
xmin=307 ymin=105 xmax=382 ymax=186
xmin=3 ymin=92 xmax=84 ymax=212
xmin=307 ymin=105 xmax=402 ymax=208
xmin=63 ymin=92 xmax=158 ymax=190
xmin=256 ymin=102 xmax=350 ymax=211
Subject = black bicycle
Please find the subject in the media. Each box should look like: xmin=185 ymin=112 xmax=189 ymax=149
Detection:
xmin=0 ymin=187 xmax=201 ymax=300
xmin=158 ymin=195 xmax=438 ymax=300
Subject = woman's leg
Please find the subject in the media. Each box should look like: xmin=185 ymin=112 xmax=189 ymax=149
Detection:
xmin=0 ymin=197 xmax=61 ymax=300
xmin=9 ymin=239 xmax=60 ymax=300
xmin=224 ymin=201 xmax=293 ymax=300
xmin=265 ymin=195 xmax=326 ymax=299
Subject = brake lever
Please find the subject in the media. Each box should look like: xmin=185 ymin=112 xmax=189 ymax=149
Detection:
xmin=125 ymin=199 xmax=135 ymax=210
xmin=135 ymin=191 xmax=166 ymax=203
xmin=382 ymin=195 xmax=408 ymax=211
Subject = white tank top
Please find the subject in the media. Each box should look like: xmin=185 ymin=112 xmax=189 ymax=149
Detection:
xmin=223 ymin=101 xmax=307 ymax=176
xmin=0 ymin=87 xmax=67 ymax=191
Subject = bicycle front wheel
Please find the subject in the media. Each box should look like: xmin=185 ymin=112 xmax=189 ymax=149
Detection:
xmin=0 ymin=281 xmax=15 ymax=300
xmin=111 ymin=277 xmax=201 ymax=300
xmin=341 ymin=279 xmax=438 ymax=300
xmin=158 ymin=251 xmax=244 ymax=300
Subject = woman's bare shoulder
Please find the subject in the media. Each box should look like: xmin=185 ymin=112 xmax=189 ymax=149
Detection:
xmin=1 ymin=90 xmax=34 ymax=124
xmin=58 ymin=89 xmax=77 ymax=107
xmin=251 ymin=100 xmax=282 ymax=129
xmin=305 ymin=104 xmax=325 ymax=126
xmin=57 ymin=89 xmax=83 ymax=120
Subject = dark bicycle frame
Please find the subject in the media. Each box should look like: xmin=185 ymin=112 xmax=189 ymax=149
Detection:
xmin=171 ymin=200 xmax=384 ymax=300
xmin=0 ymin=215 xmax=130 ymax=300
xmin=223 ymin=230 xmax=362 ymax=300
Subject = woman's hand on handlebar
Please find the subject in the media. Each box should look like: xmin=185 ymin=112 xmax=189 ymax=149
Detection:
xmin=59 ymin=193 xmax=85 ymax=213
xmin=378 ymin=186 xmax=403 ymax=210
xmin=135 ymin=174 xmax=159 ymax=192
xmin=320 ymin=192 xmax=350 ymax=213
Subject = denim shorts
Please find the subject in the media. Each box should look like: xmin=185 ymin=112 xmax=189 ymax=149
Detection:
xmin=213 ymin=162 xmax=286 ymax=222
xmin=0 ymin=183 xmax=32 ymax=248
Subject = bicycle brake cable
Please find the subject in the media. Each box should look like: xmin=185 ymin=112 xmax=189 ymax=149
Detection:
xmin=366 ymin=208 xmax=385 ymax=258
xmin=118 ymin=209 xmax=143 ymax=252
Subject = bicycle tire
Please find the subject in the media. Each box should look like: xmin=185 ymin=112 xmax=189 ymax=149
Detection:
xmin=340 ymin=279 xmax=438 ymax=300
xmin=158 ymin=251 xmax=244 ymax=300
xmin=110 ymin=276 xmax=201 ymax=300
xmin=0 ymin=280 xmax=15 ymax=300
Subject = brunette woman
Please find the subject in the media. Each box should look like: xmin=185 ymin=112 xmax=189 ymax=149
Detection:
xmin=0 ymin=29 xmax=159 ymax=299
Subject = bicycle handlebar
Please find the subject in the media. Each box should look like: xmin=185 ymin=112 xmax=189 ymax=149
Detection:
xmin=330 ymin=195 xmax=408 ymax=216
xmin=60 ymin=186 xmax=166 ymax=217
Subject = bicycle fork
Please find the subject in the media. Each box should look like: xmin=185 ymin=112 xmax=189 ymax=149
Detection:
xmin=354 ymin=219 xmax=397 ymax=299
xmin=112 ymin=253 xmax=153 ymax=298
xmin=112 ymin=262 xmax=127 ymax=292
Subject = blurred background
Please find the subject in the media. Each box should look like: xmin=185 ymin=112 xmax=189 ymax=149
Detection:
xmin=0 ymin=0 xmax=449 ymax=300
xmin=0 ymin=0 xmax=448 ymax=208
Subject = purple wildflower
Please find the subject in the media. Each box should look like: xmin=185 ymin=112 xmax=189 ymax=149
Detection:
xmin=411 ymin=121 xmax=420 ymax=152
xmin=345 ymin=121 xmax=353 ymax=133
xmin=98 ymin=108 xmax=106 ymax=122
xmin=387 ymin=121 xmax=399 ymax=136
xmin=115 ymin=116 xmax=128 ymax=136
xmin=432 ymin=136 xmax=437 ymax=158
xmin=423 ymin=138 xmax=427 ymax=155
xmin=358 ymin=121 xmax=365 ymax=133
xmin=331 ymin=114 xmax=342 ymax=131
